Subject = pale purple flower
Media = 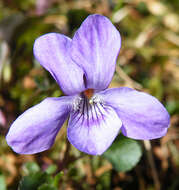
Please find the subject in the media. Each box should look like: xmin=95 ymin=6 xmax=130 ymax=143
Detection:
xmin=6 ymin=14 xmax=170 ymax=155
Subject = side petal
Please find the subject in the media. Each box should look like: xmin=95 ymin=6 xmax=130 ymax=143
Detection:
xmin=33 ymin=33 xmax=85 ymax=95
xmin=71 ymin=14 xmax=121 ymax=90
xmin=99 ymin=87 xmax=170 ymax=140
xmin=67 ymin=98 xmax=122 ymax=155
xmin=6 ymin=96 xmax=73 ymax=154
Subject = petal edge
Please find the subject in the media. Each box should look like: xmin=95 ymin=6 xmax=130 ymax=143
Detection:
xmin=98 ymin=87 xmax=170 ymax=140
xmin=33 ymin=33 xmax=86 ymax=95
xmin=71 ymin=14 xmax=121 ymax=90
xmin=67 ymin=96 xmax=122 ymax=155
xmin=6 ymin=96 xmax=73 ymax=154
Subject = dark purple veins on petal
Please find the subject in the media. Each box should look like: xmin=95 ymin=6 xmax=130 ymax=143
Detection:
xmin=71 ymin=94 xmax=105 ymax=127
xmin=67 ymin=92 xmax=122 ymax=155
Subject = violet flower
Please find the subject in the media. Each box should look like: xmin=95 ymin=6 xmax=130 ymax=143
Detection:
xmin=6 ymin=14 xmax=170 ymax=155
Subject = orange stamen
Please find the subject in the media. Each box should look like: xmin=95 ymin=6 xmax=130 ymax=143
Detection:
xmin=84 ymin=89 xmax=94 ymax=99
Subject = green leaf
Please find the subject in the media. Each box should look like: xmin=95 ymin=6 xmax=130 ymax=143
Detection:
xmin=45 ymin=164 xmax=57 ymax=175
xmin=0 ymin=175 xmax=7 ymax=190
xmin=23 ymin=162 xmax=40 ymax=175
xmin=38 ymin=184 xmax=57 ymax=190
xmin=19 ymin=163 xmax=62 ymax=190
xmin=18 ymin=172 xmax=48 ymax=190
xmin=53 ymin=172 xmax=63 ymax=188
xmin=103 ymin=135 xmax=142 ymax=172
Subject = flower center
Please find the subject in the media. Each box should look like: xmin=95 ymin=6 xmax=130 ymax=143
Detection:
xmin=83 ymin=89 xmax=94 ymax=100
xmin=72 ymin=92 xmax=106 ymax=128
xmin=73 ymin=90 xmax=103 ymax=113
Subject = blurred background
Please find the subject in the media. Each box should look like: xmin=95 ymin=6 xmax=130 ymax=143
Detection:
xmin=0 ymin=0 xmax=179 ymax=189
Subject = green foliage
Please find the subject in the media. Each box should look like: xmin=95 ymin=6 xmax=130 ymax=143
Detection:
xmin=104 ymin=135 xmax=142 ymax=172
xmin=96 ymin=172 xmax=111 ymax=190
xmin=34 ymin=75 xmax=50 ymax=91
xmin=45 ymin=165 xmax=57 ymax=175
xmin=23 ymin=162 xmax=40 ymax=175
xmin=18 ymin=162 xmax=63 ymax=190
xmin=13 ymin=17 xmax=54 ymax=54
xmin=166 ymin=100 xmax=179 ymax=115
xmin=53 ymin=172 xmax=64 ymax=188
xmin=38 ymin=184 xmax=57 ymax=190
xmin=136 ymin=2 xmax=149 ymax=16
xmin=18 ymin=172 xmax=49 ymax=190
xmin=67 ymin=9 xmax=89 ymax=32
xmin=0 ymin=175 xmax=7 ymax=190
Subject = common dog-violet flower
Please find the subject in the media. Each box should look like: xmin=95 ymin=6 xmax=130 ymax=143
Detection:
xmin=6 ymin=14 xmax=170 ymax=155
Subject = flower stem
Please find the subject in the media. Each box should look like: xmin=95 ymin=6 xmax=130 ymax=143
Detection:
xmin=144 ymin=140 xmax=161 ymax=190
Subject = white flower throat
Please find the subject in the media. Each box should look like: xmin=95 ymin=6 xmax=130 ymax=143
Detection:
xmin=72 ymin=89 xmax=107 ymax=126
xmin=73 ymin=89 xmax=103 ymax=112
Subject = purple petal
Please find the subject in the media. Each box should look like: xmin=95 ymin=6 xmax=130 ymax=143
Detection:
xmin=67 ymin=96 xmax=122 ymax=155
xmin=99 ymin=87 xmax=170 ymax=140
xmin=33 ymin=33 xmax=86 ymax=95
xmin=71 ymin=14 xmax=121 ymax=90
xmin=6 ymin=96 xmax=73 ymax=154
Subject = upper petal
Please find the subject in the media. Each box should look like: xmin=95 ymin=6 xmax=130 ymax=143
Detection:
xmin=67 ymin=96 xmax=122 ymax=155
xmin=6 ymin=96 xmax=73 ymax=154
xmin=33 ymin=33 xmax=86 ymax=95
xmin=71 ymin=14 xmax=121 ymax=90
xmin=99 ymin=87 xmax=170 ymax=140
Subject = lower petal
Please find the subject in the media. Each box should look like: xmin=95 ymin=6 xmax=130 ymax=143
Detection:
xmin=6 ymin=96 xmax=73 ymax=154
xmin=99 ymin=87 xmax=170 ymax=140
xmin=67 ymin=98 xmax=122 ymax=155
